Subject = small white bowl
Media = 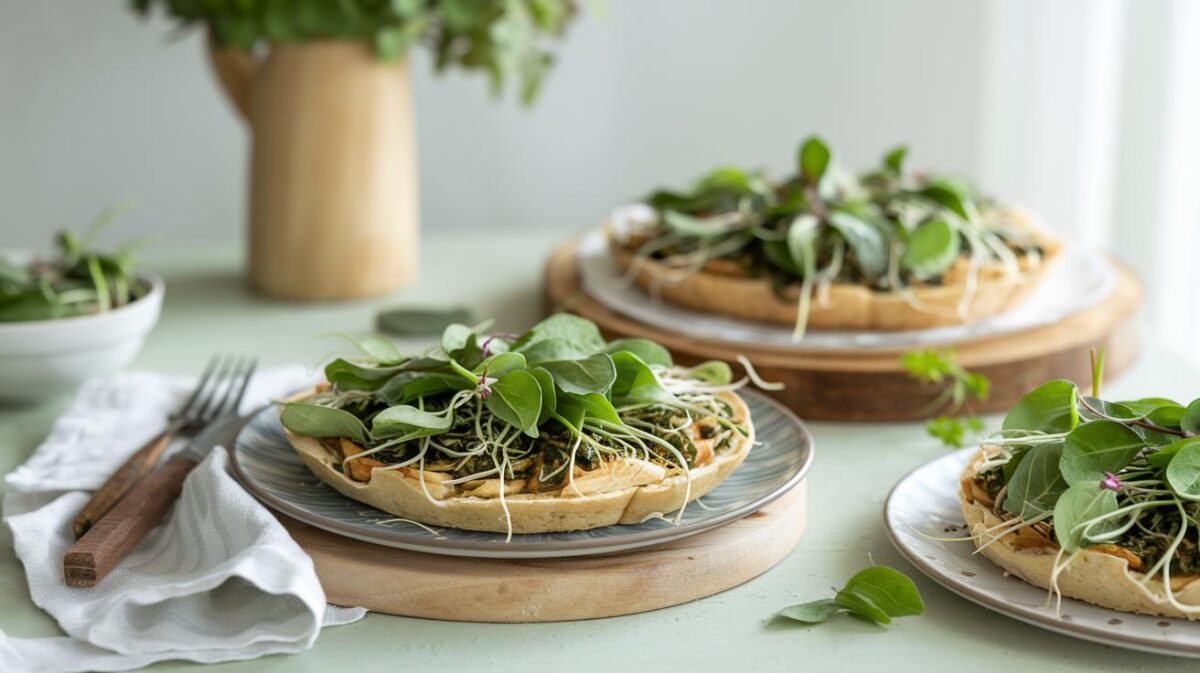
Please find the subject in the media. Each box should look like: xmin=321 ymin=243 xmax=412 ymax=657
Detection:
xmin=0 ymin=270 xmax=164 ymax=403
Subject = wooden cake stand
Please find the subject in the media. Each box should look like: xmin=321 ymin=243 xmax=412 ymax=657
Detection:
xmin=543 ymin=238 xmax=1142 ymax=421
xmin=280 ymin=482 xmax=807 ymax=622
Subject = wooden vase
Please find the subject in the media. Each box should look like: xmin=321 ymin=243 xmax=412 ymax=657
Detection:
xmin=207 ymin=39 xmax=418 ymax=299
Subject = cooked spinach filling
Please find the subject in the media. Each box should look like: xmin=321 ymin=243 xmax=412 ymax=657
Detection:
xmin=321 ymin=394 xmax=742 ymax=487
xmin=973 ymin=468 xmax=1200 ymax=576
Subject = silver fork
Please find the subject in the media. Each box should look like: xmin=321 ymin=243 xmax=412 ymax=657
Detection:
xmin=71 ymin=354 xmax=258 ymax=538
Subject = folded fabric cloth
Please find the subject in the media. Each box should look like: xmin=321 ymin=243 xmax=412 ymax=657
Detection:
xmin=1 ymin=368 xmax=366 ymax=673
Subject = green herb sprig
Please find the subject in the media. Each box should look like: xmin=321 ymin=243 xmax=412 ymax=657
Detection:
xmin=971 ymin=351 xmax=1200 ymax=608
xmin=901 ymin=348 xmax=991 ymax=448
xmin=779 ymin=566 xmax=925 ymax=626
xmin=0 ymin=205 xmax=147 ymax=323
xmin=625 ymin=136 xmax=1043 ymax=339
xmin=132 ymin=0 xmax=579 ymax=104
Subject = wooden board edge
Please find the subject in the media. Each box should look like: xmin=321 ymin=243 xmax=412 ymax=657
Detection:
xmin=282 ymin=481 xmax=808 ymax=622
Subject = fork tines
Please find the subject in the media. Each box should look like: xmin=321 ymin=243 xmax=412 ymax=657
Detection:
xmin=179 ymin=354 xmax=258 ymax=429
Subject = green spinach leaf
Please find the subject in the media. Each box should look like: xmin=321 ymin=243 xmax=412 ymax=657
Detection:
xmin=605 ymin=338 xmax=672 ymax=367
xmin=371 ymin=405 xmax=453 ymax=437
xmin=686 ymin=361 xmax=733 ymax=386
xmin=537 ymin=353 xmax=617 ymax=395
xmin=357 ymin=335 xmax=405 ymax=364
xmin=1052 ymin=482 xmax=1119 ymax=553
xmin=779 ymin=566 xmax=924 ymax=628
xmin=559 ymin=391 xmax=622 ymax=426
xmin=528 ymin=367 xmax=558 ymax=425
xmin=1149 ymin=437 xmax=1200 ymax=469
xmin=512 ymin=313 xmax=606 ymax=363
xmin=778 ymin=599 xmax=841 ymax=624
xmin=1003 ymin=442 xmax=1068 ymax=518
xmin=1183 ymin=399 xmax=1200 ymax=435
xmin=473 ymin=352 xmax=527 ymax=378
xmin=483 ymin=370 xmax=543 ymax=437
xmin=324 ymin=358 xmax=406 ymax=391
xmin=1060 ymin=420 xmax=1145 ymax=484
xmin=610 ymin=351 xmax=676 ymax=404
xmin=280 ymin=403 xmax=370 ymax=444
xmin=441 ymin=323 xmax=482 ymax=367
xmin=1166 ymin=440 xmax=1200 ymax=500
xmin=901 ymin=219 xmax=960 ymax=279
xmin=883 ymin=146 xmax=907 ymax=175
xmin=798 ymin=136 xmax=832 ymax=185
xmin=1003 ymin=380 xmax=1079 ymax=434
xmin=834 ymin=590 xmax=890 ymax=624
xmin=827 ymin=210 xmax=888 ymax=278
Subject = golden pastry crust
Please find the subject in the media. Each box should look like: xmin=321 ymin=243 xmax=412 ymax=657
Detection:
xmin=282 ymin=390 xmax=754 ymax=534
xmin=608 ymin=222 xmax=1060 ymax=331
xmin=959 ymin=449 xmax=1200 ymax=620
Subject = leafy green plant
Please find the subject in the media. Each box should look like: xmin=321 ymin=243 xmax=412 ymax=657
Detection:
xmin=967 ymin=351 xmax=1200 ymax=609
xmin=132 ymin=0 xmax=579 ymax=104
xmin=0 ymin=205 xmax=147 ymax=322
xmin=281 ymin=313 xmax=759 ymax=539
xmin=779 ymin=566 xmax=925 ymax=626
xmin=621 ymin=136 xmax=1045 ymax=339
xmin=901 ymin=348 xmax=990 ymax=448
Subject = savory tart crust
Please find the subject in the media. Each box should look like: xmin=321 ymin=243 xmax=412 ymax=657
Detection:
xmin=282 ymin=390 xmax=754 ymax=534
xmin=608 ymin=223 xmax=1061 ymax=331
xmin=959 ymin=449 xmax=1200 ymax=620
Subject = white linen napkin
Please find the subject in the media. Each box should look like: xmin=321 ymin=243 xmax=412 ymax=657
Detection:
xmin=0 ymin=368 xmax=366 ymax=673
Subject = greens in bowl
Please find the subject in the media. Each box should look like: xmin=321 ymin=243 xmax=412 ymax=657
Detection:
xmin=609 ymin=136 xmax=1058 ymax=339
xmin=279 ymin=314 xmax=763 ymax=539
xmin=0 ymin=206 xmax=163 ymax=402
xmin=960 ymin=356 xmax=1200 ymax=619
xmin=0 ymin=205 xmax=148 ymax=323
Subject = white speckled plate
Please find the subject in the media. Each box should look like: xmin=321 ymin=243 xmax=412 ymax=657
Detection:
xmin=229 ymin=390 xmax=813 ymax=559
xmin=579 ymin=226 xmax=1116 ymax=350
xmin=886 ymin=447 xmax=1200 ymax=658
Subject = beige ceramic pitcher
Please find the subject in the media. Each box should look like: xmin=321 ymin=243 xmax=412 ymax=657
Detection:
xmin=208 ymin=39 xmax=418 ymax=300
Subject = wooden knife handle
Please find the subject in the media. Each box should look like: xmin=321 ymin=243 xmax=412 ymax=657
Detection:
xmin=72 ymin=425 xmax=177 ymax=539
xmin=64 ymin=455 xmax=198 ymax=588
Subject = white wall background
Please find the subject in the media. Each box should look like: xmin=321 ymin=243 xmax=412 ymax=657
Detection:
xmin=0 ymin=0 xmax=985 ymax=246
xmin=0 ymin=0 xmax=1196 ymax=359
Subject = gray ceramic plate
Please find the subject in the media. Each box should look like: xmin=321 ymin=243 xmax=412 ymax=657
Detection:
xmin=230 ymin=390 xmax=813 ymax=559
xmin=886 ymin=447 xmax=1200 ymax=658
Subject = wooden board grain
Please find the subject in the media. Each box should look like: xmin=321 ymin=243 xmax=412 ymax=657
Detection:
xmin=543 ymin=239 xmax=1142 ymax=421
xmin=279 ymin=481 xmax=807 ymax=622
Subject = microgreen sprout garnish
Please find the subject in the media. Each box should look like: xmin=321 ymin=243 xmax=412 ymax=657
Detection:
xmin=778 ymin=566 xmax=925 ymax=627
xmin=281 ymin=314 xmax=767 ymax=540
xmin=901 ymin=348 xmax=991 ymax=448
xmin=620 ymin=136 xmax=1044 ymax=340
xmin=964 ymin=348 xmax=1200 ymax=614
xmin=0 ymin=203 xmax=149 ymax=322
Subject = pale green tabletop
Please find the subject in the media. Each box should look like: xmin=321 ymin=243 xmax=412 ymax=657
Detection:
xmin=1 ymin=231 xmax=1194 ymax=672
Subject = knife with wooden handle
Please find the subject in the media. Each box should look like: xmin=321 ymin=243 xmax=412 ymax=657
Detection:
xmin=71 ymin=421 xmax=182 ymax=539
xmin=63 ymin=413 xmax=248 ymax=588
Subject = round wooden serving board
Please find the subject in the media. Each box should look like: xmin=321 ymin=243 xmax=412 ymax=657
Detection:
xmin=543 ymin=238 xmax=1143 ymax=421
xmin=277 ymin=481 xmax=806 ymax=622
